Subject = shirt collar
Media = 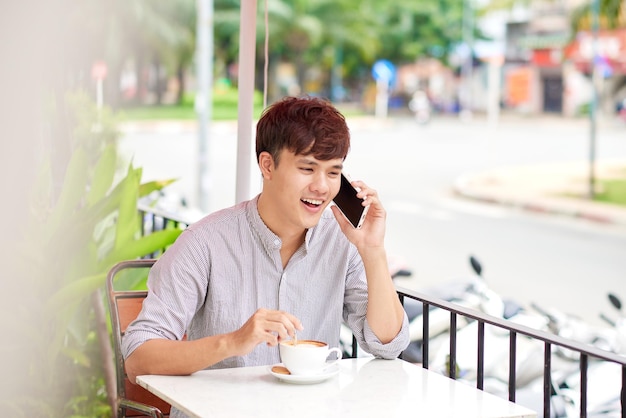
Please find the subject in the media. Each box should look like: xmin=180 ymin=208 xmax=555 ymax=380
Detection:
xmin=246 ymin=195 xmax=322 ymax=255
xmin=246 ymin=195 xmax=284 ymax=256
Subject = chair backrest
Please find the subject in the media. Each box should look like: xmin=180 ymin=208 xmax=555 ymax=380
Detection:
xmin=107 ymin=259 xmax=172 ymax=416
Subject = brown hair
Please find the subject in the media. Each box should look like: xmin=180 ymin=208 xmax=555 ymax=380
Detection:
xmin=255 ymin=96 xmax=350 ymax=166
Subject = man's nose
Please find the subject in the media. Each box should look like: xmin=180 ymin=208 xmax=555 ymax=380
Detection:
xmin=310 ymin=173 xmax=330 ymax=193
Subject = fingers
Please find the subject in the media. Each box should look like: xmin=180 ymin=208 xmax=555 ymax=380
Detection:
xmin=330 ymin=205 xmax=350 ymax=230
xmin=336 ymin=180 xmax=387 ymax=248
xmin=233 ymin=309 xmax=303 ymax=354
xmin=259 ymin=309 xmax=303 ymax=345
xmin=350 ymin=180 xmax=379 ymax=208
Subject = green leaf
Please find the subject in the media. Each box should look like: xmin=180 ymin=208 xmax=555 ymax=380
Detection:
xmin=44 ymin=272 xmax=106 ymax=315
xmin=82 ymin=173 xmax=133 ymax=228
xmin=60 ymin=346 xmax=91 ymax=367
xmin=45 ymin=147 xmax=90 ymax=239
xmin=139 ymin=179 xmax=178 ymax=197
xmin=86 ymin=145 xmax=117 ymax=206
xmin=101 ymin=228 xmax=183 ymax=268
xmin=114 ymin=164 xmax=142 ymax=249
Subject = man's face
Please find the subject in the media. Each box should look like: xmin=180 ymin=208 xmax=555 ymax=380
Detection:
xmin=264 ymin=149 xmax=343 ymax=232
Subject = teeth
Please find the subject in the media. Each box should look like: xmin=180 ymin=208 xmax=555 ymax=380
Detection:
xmin=302 ymin=198 xmax=323 ymax=205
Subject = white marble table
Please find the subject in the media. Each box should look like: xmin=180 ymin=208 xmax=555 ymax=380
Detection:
xmin=136 ymin=358 xmax=536 ymax=418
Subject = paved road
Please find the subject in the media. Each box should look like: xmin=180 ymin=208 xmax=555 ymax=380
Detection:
xmin=119 ymin=113 xmax=626 ymax=327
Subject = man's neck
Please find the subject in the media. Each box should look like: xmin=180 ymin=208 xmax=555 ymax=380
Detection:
xmin=279 ymin=230 xmax=306 ymax=269
xmin=257 ymin=193 xmax=307 ymax=248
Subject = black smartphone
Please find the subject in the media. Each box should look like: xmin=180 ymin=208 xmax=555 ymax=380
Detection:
xmin=333 ymin=174 xmax=369 ymax=229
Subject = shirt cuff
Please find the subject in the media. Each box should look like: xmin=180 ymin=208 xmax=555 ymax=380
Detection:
xmin=362 ymin=313 xmax=410 ymax=359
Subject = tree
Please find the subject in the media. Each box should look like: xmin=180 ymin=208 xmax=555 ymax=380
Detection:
xmin=110 ymin=0 xmax=196 ymax=105
xmin=374 ymin=0 xmax=465 ymax=65
xmin=250 ymin=0 xmax=382 ymax=99
xmin=571 ymin=0 xmax=625 ymax=31
xmin=236 ymin=0 xmax=469 ymax=100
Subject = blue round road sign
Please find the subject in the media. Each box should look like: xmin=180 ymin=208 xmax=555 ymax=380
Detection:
xmin=371 ymin=59 xmax=396 ymax=86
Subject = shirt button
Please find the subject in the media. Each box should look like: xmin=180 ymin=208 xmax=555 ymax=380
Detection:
xmin=274 ymin=239 xmax=280 ymax=246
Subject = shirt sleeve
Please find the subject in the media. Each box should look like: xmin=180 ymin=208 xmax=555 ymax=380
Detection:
xmin=121 ymin=229 xmax=210 ymax=359
xmin=342 ymin=247 xmax=410 ymax=359
xmin=361 ymin=315 xmax=410 ymax=359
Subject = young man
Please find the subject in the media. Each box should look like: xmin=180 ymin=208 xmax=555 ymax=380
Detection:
xmin=122 ymin=97 xmax=409 ymax=410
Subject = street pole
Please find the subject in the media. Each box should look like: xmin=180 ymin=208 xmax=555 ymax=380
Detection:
xmin=461 ymin=0 xmax=474 ymax=120
xmin=235 ymin=1 xmax=257 ymax=204
xmin=196 ymin=0 xmax=214 ymax=213
xmin=588 ymin=0 xmax=599 ymax=199
xmin=375 ymin=78 xmax=389 ymax=118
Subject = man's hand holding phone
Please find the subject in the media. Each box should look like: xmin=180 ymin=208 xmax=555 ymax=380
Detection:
xmin=331 ymin=175 xmax=387 ymax=252
xmin=332 ymin=174 xmax=369 ymax=229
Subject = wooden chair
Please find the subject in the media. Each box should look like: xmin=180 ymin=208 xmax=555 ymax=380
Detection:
xmin=106 ymin=259 xmax=170 ymax=417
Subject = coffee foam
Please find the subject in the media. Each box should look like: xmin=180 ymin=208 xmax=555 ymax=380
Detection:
xmin=285 ymin=339 xmax=325 ymax=347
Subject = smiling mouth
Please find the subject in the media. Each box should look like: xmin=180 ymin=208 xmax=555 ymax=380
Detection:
xmin=301 ymin=198 xmax=323 ymax=208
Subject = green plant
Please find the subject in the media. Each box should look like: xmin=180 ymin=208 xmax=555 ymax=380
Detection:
xmin=0 ymin=93 xmax=183 ymax=417
xmin=595 ymin=178 xmax=626 ymax=206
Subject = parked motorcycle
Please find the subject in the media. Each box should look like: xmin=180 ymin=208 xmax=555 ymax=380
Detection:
xmin=402 ymin=255 xmax=525 ymax=365
xmin=408 ymin=90 xmax=432 ymax=125
xmin=550 ymin=292 xmax=626 ymax=417
xmin=516 ymin=293 xmax=626 ymax=417
xmin=427 ymin=256 xmax=547 ymax=389
xmin=616 ymin=98 xmax=626 ymax=122
xmin=599 ymin=292 xmax=626 ymax=355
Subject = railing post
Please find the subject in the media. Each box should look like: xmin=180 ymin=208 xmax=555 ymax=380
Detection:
xmin=477 ymin=321 xmax=485 ymax=390
xmin=543 ymin=342 xmax=551 ymax=418
xmin=139 ymin=209 xmax=146 ymax=236
xmin=449 ymin=313 xmax=457 ymax=379
xmin=422 ymin=303 xmax=429 ymax=369
xmin=509 ymin=331 xmax=516 ymax=402
xmin=580 ymin=354 xmax=588 ymax=418
xmin=398 ymin=293 xmax=404 ymax=360
xmin=621 ymin=365 xmax=625 ymax=417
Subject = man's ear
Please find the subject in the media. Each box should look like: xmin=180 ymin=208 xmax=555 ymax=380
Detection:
xmin=258 ymin=151 xmax=274 ymax=180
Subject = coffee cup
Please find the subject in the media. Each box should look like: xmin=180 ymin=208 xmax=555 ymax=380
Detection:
xmin=279 ymin=339 xmax=343 ymax=376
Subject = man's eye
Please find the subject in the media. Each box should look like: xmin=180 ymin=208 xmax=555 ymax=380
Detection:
xmin=300 ymin=167 xmax=314 ymax=172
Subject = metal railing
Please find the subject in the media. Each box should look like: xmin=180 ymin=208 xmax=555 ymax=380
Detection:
xmin=138 ymin=202 xmax=192 ymax=234
xmin=137 ymin=202 xmax=192 ymax=257
xmin=395 ymin=286 xmax=626 ymax=418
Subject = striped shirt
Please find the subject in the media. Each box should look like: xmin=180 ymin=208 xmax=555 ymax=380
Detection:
xmin=123 ymin=196 xmax=409 ymax=416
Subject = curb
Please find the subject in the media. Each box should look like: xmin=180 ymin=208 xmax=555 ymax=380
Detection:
xmin=453 ymin=174 xmax=626 ymax=226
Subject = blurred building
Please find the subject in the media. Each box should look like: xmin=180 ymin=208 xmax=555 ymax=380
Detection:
xmin=395 ymin=58 xmax=459 ymax=114
xmin=503 ymin=0 xmax=626 ymax=117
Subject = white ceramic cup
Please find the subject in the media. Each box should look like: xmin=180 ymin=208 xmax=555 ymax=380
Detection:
xmin=279 ymin=339 xmax=343 ymax=376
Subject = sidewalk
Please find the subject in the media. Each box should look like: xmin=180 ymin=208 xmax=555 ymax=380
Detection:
xmin=453 ymin=160 xmax=626 ymax=226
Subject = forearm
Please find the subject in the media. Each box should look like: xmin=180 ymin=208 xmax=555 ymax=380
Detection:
xmin=360 ymin=247 xmax=405 ymax=343
xmin=125 ymin=334 xmax=235 ymax=383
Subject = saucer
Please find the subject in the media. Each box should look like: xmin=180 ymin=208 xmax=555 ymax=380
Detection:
xmin=268 ymin=363 xmax=340 ymax=384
